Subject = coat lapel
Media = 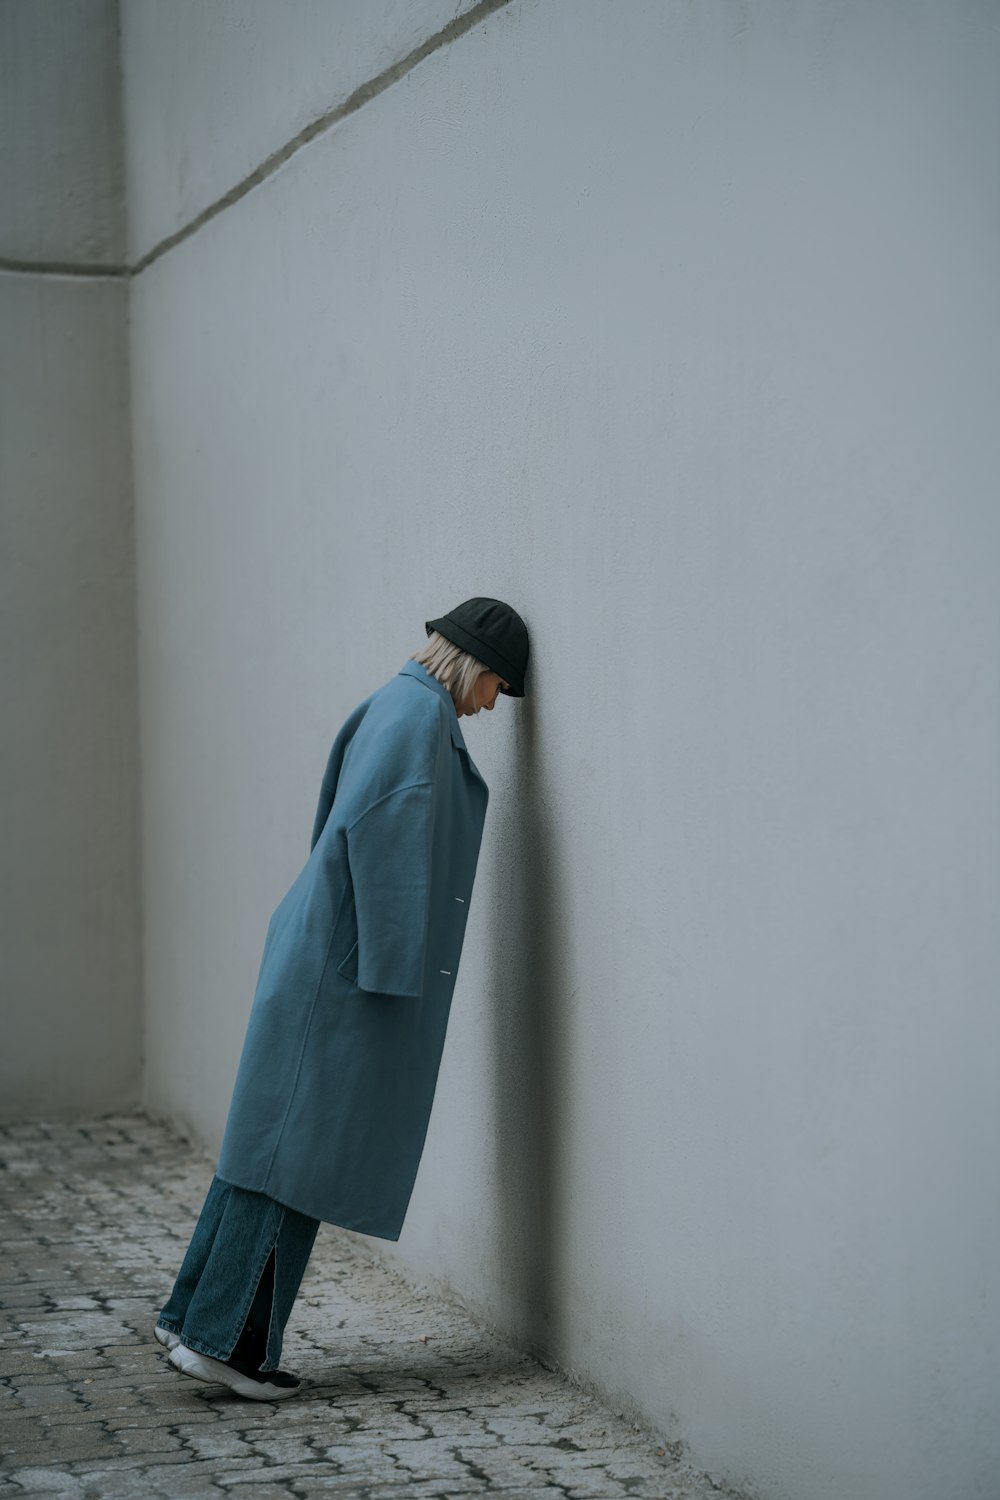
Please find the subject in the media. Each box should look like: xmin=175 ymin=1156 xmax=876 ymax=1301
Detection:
xmin=397 ymin=660 xmax=489 ymax=794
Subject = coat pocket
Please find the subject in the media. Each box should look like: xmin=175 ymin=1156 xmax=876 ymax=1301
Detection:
xmin=335 ymin=939 xmax=359 ymax=983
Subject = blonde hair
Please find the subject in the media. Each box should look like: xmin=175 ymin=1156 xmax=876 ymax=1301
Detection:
xmin=411 ymin=630 xmax=492 ymax=714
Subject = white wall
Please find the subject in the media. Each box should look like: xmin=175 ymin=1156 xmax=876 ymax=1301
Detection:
xmin=0 ymin=0 xmax=141 ymax=1117
xmin=123 ymin=4 xmax=1000 ymax=1498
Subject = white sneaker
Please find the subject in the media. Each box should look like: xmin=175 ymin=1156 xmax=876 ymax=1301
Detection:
xmin=154 ymin=1324 xmax=180 ymax=1351
xmin=168 ymin=1341 xmax=302 ymax=1401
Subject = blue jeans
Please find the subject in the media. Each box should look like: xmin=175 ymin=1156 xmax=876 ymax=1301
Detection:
xmin=156 ymin=1176 xmax=319 ymax=1372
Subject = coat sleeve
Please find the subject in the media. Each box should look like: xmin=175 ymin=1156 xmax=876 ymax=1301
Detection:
xmin=310 ymin=702 xmax=369 ymax=852
xmin=345 ymin=780 xmax=435 ymax=998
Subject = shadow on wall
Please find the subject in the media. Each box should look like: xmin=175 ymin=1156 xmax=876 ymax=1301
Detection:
xmin=486 ymin=682 xmax=570 ymax=1360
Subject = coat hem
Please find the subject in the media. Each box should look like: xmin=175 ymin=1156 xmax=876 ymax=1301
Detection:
xmin=213 ymin=1170 xmax=403 ymax=1241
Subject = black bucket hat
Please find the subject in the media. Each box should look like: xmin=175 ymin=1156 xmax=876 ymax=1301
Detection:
xmin=425 ymin=597 xmax=530 ymax=697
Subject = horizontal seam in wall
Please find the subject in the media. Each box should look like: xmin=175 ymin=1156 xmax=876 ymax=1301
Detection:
xmin=0 ymin=258 xmax=128 ymax=280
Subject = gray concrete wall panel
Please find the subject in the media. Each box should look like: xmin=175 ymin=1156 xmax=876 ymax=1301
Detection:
xmin=0 ymin=0 xmax=126 ymax=266
xmin=124 ymin=3 xmax=1000 ymax=1497
xmin=0 ymin=274 xmax=141 ymax=1116
xmin=120 ymin=0 xmax=488 ymax=263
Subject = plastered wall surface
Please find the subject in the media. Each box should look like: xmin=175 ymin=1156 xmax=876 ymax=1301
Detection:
xmin=124 ymin=3 xmax=999 ymax=1498
xmin=0 ymin=0 xmax=141 ymax=1117
xmin=0 ymin=276 xmax=140 ymax=1116
xmin=0 ymin=279 xmax=141 ymax=1118
xmin=120 ymin=0 xmax=487 ymax=263
xmin=0 ymin=0 xmax=126 ymax=266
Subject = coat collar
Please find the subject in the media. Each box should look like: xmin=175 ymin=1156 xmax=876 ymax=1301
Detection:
xmin=398 ymin=660 xmax=487 ymax=790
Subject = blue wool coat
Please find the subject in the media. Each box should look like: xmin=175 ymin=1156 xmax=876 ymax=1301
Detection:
xmin=215 ymin=659 xmax=489 ymax=1239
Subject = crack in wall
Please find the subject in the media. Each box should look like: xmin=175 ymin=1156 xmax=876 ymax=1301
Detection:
xmin=2 ymin=0 xmax=514 ymax=285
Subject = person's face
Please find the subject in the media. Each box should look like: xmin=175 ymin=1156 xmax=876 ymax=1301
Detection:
xmin=458 ymin=670 xmax=509 ymax=717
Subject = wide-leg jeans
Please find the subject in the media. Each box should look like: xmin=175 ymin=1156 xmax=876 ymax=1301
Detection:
xmin=156 ymin=1175 xmax=319 ymax=1372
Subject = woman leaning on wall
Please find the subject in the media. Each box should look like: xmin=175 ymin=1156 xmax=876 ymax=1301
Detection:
xmin=152 ymin=597 xmax=530 ymax=1400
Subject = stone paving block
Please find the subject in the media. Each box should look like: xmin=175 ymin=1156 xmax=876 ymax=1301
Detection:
xmin=391 ymin=1444 xmax=541 ymax=1491
xmin=124 ymin=1467 xmax=246 ymax=1499
xmin=8 ymin=1383 xmax=81 ymax=1411
xmin=28 ymin=1350 xmax=115 ymax=1370
xmin=217 ymin=1463 xmax=368 ymax=1489
xmin=291 ymin=1442 xmax=406 ymax=1481
xmin=1 ymin=1414 xmax=51 ymax=1456
xmin=0 ymin=1471 xmax=84 ymax=1498
xmin=535 ymin=1470 xmax=633 ymax=1499
xmin=114 ymin=1422 xmax=188 ymax=1455
xmin=0 ymin=1370 xmax=72 ymax=1389
xmin=87 ymin=1452 xmax=260 ymax=1477
xmin=363 ymin=1484 xmax=488 ymax=1499
xmin=0 ymin=1116 xmax=743 ymax=1500
xmin=41 ymin=1401 xmax=136 ymax=1426
xmin=210 ymin=1487 xmax=293 ymax=1499
xmin=240 ymin=1431 xmax=320 ymax=1465
xmin=181 ymin=1426 xmax=262 ymax=1461
xmin=19 ymin=1427 xmax=121 ymax=1463
xmin=59 ymin=1464 xmax=172 ymax=1500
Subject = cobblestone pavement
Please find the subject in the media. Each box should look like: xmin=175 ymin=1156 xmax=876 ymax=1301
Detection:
xmin=1 ymin=1115 xmax=739 ymax=1500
